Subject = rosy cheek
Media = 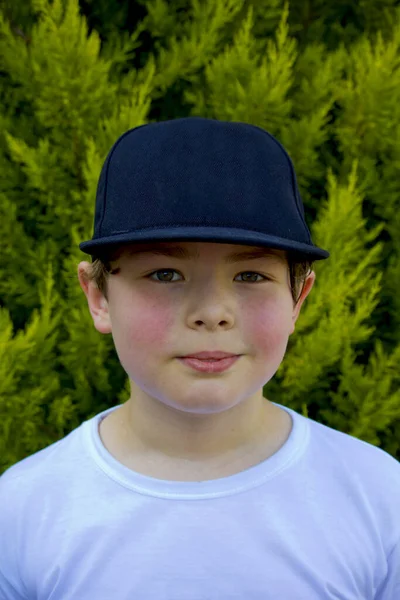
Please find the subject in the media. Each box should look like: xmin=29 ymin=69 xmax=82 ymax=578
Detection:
xmin=240 ymin=295 xmax=290 ymax=352
xmin=118 ymin=293 xmax=174 ymax=348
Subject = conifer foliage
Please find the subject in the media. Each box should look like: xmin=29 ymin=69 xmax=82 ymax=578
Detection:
xmin=1 ymin=0 xmax=400 ymax=472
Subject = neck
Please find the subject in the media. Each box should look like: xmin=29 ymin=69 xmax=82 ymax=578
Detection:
xmin=109 ymin=387 xmax=286 ymax=467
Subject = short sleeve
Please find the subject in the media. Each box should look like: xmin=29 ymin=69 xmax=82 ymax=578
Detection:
xmin=375 ymin=538 xmax=400 ymax=599
xmin=0 ymin=568 xmax=26 ymax=600
xmin=0 ymin=471 xmax=28 ymax=600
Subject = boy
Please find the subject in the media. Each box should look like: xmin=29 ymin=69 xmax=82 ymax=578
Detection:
xmin=1 ymin=117 xmax=399 ymax=599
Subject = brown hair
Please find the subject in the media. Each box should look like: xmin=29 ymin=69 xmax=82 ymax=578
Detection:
xmin=85 ymin=245 xmax=313 ymax=307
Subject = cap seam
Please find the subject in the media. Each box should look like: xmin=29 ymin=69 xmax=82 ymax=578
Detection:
xmin=245 ymin=124 xmax=312 ymax=244
xmin=97 ymin=124 xmax=150 ymax=237
xmin=107 ymin=225 xmax=308 ymax=242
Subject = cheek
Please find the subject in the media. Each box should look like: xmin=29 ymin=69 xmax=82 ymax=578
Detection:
xmin=241 ymin=295 xmax=292 ymax=352
xmin=129 ymin=300 xmax=173 ymax=347
xmin=110 ymin=289 xmax=174 ymax=350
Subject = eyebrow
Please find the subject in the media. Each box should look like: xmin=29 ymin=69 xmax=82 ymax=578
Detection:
xmin=123 ymin=245 xmax=286 ymax=264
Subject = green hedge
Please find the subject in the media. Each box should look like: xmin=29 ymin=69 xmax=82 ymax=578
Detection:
xmin=1 ymin=0 xmax=400 ymax=472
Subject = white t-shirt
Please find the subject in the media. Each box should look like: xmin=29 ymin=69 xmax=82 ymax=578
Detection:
xmin=0 ymin=401 xmax=399 ymax=599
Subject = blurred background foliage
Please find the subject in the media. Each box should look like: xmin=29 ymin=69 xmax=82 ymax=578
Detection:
xmin=1 ymin=0 xmax=400 ymax=473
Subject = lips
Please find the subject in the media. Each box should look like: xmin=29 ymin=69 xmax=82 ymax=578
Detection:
xmin=181 ymin=351 xmax=239 ymax=360
xmin=179 ymin=355 xmax=241 ymax=373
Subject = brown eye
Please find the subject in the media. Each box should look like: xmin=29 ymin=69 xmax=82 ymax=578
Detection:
xmin=148 ymin=269 xmax=182 ymax=283
xmin=146 ymin=270 xmax=268 ymax=284
xmin=237 ymin=272 xmax=266 ymax=283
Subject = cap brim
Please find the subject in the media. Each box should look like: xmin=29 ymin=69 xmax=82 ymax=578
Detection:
xmin=79 ymin=227 xmax=329 ymax=261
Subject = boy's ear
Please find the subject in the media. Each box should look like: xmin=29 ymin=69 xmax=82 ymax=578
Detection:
xmin=289 ymin=270 xmax=316 ymax=335
xmin=77 ymin=262 xmax=112 ymax=334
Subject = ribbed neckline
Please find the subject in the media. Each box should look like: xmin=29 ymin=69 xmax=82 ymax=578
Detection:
xmin=82 ymin=402 xmax=309 ymax=499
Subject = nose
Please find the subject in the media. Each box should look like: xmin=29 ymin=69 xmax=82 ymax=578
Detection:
xmin=188 ymin=282 xmax=236 ymax=330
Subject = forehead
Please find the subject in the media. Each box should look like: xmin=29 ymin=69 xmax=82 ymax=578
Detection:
xmin=109 ymin=241 xmax=288 ymax=264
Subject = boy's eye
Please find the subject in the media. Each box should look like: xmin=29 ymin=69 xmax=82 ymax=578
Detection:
xmin=146 ymin=269 xmax=269 ymax=283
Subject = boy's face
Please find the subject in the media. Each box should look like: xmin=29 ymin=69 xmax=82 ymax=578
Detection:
xmin=78 ymin=241 xmax=315 ymax=416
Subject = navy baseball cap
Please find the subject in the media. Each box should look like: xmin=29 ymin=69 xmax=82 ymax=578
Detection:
xmin=79 ymin=117 xmax=329 ymax=262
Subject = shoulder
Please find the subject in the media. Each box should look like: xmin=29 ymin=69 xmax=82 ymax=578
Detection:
xmin=0 ymin=424 xmax=83 ymax=500
xmin=305 ymin=412 xmax=400 ymax=522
